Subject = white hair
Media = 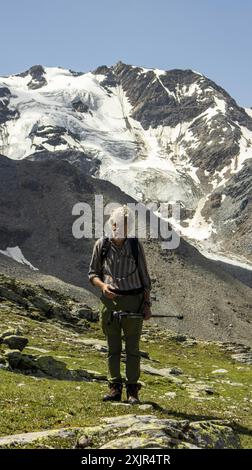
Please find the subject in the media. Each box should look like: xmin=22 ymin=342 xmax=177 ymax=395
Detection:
xmin=108 ymin=204 xmax=134 ymax=237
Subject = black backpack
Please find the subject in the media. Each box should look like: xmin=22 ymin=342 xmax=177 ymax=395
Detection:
xmin=101 ymin=236 xmax=139 ymax=268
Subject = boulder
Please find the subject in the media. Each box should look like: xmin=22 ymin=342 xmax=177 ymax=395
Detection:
xmin=31 ymin=295 xmax=70 ymax=320
xmin=0 ymin=286 xmax=32 ymax=308
xmin=34 ymin=355 xmax=71 ymax=379
xmin=71 ymin=304 xmax=99 ymax=322
xmin=2 ymin=335 xmax=28 ymax=351
xmin=141 ymin=364 xmax=184 ymax=383
xmin=4 ymin=350 xmax=37 ymax=370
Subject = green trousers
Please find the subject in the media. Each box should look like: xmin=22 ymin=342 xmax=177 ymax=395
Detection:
xmin=99 ymin=292 xmax=144 ymax=385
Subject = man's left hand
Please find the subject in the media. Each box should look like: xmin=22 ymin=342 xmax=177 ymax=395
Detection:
xmin=143 ymin=305 xmax=152 ymax=321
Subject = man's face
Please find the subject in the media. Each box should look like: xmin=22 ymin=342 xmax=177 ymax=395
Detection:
xmin=112 ymin=217 xmax=128 ymax=238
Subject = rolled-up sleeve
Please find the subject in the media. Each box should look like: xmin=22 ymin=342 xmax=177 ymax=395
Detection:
xmin=88 ymin=239 xmax=103 ymax=283
xmin=137 ymin=240 xmax=152 ymax=291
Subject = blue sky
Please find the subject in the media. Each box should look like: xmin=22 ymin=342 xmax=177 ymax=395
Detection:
xmin=1 ymin=0 xmax=251 ymax=106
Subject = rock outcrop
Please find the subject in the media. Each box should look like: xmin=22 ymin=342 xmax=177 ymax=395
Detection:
xmin=76 ymin=414 xmax=241 ymax=449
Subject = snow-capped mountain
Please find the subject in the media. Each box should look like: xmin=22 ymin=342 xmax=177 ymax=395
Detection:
xmin=0 ymin=62 xmax=251 ymax=267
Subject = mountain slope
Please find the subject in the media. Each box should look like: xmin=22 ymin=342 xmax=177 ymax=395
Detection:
xmin=0 ymin=154 xmax=251 ymax=345
xmin=0 ymin=62 xmax=251 ymax=267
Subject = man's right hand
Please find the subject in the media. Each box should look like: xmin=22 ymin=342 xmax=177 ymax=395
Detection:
xmin=102 ymin=283 xmax=119 ymax=299
xmin=91 ymin=277 xmax=118 ymax=299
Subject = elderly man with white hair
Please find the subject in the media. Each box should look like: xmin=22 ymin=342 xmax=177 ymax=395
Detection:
xmin=88 ymin=204 xmax=152 ymax=404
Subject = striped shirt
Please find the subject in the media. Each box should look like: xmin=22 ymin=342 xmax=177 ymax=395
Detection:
xmin=88 ymin=237 xmax=152 ymax=292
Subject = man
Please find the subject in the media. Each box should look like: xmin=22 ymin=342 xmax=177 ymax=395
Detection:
xmin=88 ymin=205 xmax=152 ymax=404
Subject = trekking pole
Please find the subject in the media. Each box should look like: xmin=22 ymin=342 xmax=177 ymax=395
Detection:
xmin=136 ymin=294 xmax=184 ymax=319
xmin=112 ymin=311 xmax=184 ymax=322
xmin=151 ymin=314 xmax=184 ymax=319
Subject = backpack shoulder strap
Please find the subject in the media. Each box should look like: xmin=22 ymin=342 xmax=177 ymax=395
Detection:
xmin=129 ymin=237 xmax=139 ymax=267
xmin=100 ymin=236 xmax=111 ymax=265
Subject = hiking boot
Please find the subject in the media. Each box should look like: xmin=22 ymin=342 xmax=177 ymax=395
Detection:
xmin=102 ymin=382 xmax=123 ymax=402
xmin=126 ymin=383 xmax=142 ymax=404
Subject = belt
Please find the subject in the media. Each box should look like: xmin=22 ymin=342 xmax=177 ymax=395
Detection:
xmin=110 ymin=286 xmax=144 ymax=296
